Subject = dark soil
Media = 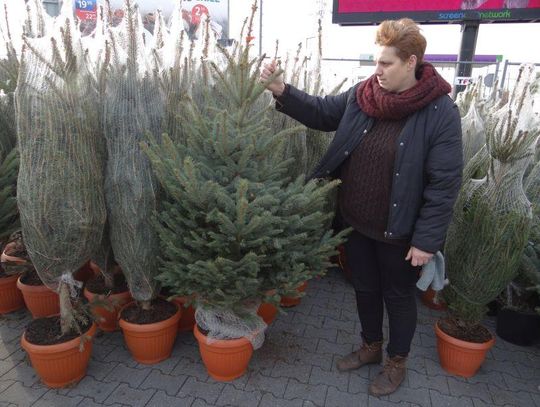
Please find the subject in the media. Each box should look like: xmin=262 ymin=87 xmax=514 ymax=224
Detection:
xmin=438 ymin=317 xmax=492 ymax=343
xmin=25 ymin=316 xmax=93 ymax=346
xmin=20 ymin=269 xmax=45 ymax=286
xmin=120 ymin=298 xmax=177 ymax=325
xmin=85 ymin=272 xmax=128 ymax=295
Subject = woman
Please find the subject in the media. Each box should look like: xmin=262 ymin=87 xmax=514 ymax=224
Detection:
xmin=260 ymin=19 xmax=462 ymax=396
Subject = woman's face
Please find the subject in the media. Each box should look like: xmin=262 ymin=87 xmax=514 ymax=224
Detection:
xmin=374 ymin=46 xmax=417 ymax=93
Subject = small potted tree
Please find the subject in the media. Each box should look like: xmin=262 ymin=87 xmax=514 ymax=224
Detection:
xmin=144 ymin=6 xmax=347 ymax=382
xmin=438 ymin=64 xmax=540 ymax=377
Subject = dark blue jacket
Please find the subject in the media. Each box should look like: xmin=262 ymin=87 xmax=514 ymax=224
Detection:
xmin=276 ymin=83 xmax=463 ymax=253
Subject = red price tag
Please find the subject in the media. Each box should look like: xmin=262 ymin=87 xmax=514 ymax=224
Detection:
xmin=191 ymin=4 xmax=209 ymax=24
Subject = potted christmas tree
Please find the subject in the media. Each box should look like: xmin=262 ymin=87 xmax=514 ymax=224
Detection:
xmin=102 ymin=0 xmax=180 ymax=364
xmin=438 ymin=64 xmax=540 ymax=377
xmin=15 ymin=3 xmax=104 ymax=387
xmin=144 ymin=6 xmax=346 ymax=382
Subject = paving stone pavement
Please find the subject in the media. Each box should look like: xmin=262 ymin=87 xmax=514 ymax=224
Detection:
xmin=1 ymin=268 xmax=539 ymax=407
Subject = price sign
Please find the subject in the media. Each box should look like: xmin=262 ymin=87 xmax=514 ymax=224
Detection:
xmin=74 ymin=0 xmax=97 ymax=21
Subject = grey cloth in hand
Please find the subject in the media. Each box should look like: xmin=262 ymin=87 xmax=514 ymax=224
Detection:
xmin=416 ymin=251 xmax=446 ymax=291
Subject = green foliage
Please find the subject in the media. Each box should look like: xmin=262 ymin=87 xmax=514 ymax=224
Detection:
xmin=145 ymin=37 xmax=347 ymax=316
xmin=0 ymin=149 xmax=20 ymax=244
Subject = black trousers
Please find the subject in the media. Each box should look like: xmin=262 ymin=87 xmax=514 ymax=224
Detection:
xmin=344 ymin=230 xmax=419 ymax=357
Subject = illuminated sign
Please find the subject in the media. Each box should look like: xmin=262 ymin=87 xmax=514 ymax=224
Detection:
xmin=333 ymin=0 xmax=540 ymax=25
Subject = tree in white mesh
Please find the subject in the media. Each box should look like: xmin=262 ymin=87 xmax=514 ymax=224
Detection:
xmin=15 ymin=2 xmax=106 ymax=334
xmin=444 ymin=64 xmax=540 ymax=332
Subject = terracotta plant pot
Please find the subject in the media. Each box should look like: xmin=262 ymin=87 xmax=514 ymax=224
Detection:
xmin=21 ymin=322 xmax=97 ymax=388
xmin=119 ymin=302 xmax=181 ymax=364
xmin=172 ymin=296 xmax=196 ymax=332
xmin=280 ymin=281 xmax=308 ymax=308
xmin=257 ymin=302 xmax=278 ymax=325
xmin=193 ymin=325 xmax=254 ymax=382
xmin=0 ymin=273 xmax=25 ymax=314
xmin=84 ymin=288 xmax=132 ymax=332
xmin=421 ymin=287 xmax=447 ymax=311
xmin=435 ymin=321 xmax=495 ymax=378
xmin=17 ymin=276 xmax=60 ymax=318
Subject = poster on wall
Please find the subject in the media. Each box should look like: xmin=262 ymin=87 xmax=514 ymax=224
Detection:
xmin=79 ymin=0 xmax=229 ymax=40
xmin=74 ymin=0 xmax=97 ymax=21
xmin=333 ymin=0 xmax=540 ymax=24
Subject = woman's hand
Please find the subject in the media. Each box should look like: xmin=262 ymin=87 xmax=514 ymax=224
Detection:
xmin=405 ymin=246 xmax=433 ymax=267
xmin=259 ymin=59 xmax=286 ymax=97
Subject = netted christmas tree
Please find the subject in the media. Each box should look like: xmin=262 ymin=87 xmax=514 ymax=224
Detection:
xmin=101 ymin=0 xmax=164 ymax=309
xmin=15 ymin=2 xmax=106 ymax=334
xmin=443 ymin=64 xmax=540 ymax=336
xmin=144 ymin=9 xmax=347 ymax=347
xmin=0 ymin=3 xmax=20 ymax=245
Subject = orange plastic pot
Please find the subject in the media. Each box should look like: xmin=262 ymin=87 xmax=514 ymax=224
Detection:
xmin=119 ymin=302 xmax=181 ymax=364
xmin=21 ymin=322 xmax=97 ymax=388
xmin=257 ymin=302 xmax=278 ymax=325
xmin=421 ymin=288 xmax=447 ymax=311
xmin=171 ymin=296 xmax=196 ymax=332
xmin=0 ymin=274 xmax=25 ymax=314
xmin=280 ymin=281 xmax=308 ymax=307
xmin=193 ymin=325 xmax=254 ymax=382
xmin=435 ymin=321 xmax=495 ymax=378
xmin=84 ymin=288 xmax=132 ymax=332
xmin=17 ymin=276 xmax=60 ymax=318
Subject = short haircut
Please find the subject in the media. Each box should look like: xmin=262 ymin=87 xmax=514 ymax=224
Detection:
xmin=375 ymin=19 xmax=427 ymax=69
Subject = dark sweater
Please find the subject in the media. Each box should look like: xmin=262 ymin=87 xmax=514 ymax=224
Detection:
xmin=339 ymin=119 xmax=409 ymax=245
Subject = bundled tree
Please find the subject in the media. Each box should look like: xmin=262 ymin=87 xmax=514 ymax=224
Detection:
xmin=144 ymin=7 xmax=347 ymax=349
xmin=102 ymin=0 xmax=163 ymax=309
xmin=15 ymin=3 xmax=106 ymax=334
xmin=443 ymin=64 xmax=540 ymax=340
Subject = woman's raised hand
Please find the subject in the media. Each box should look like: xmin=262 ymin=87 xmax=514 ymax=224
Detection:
xmin=259 ymin=59 xmax=286 ymax=97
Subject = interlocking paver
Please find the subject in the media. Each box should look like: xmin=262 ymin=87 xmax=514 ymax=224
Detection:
xmin=146 ymin=389 xmax=194 ymax=407
xmin=259 ymin=393 xmax=304 ymax=407
xmin=309 ymin=366 xmax=349 ymax=392
xmin=104 ymin=382 xmax=155 ymax=407
xmin=67 ymin=376 xmax=119 ymax=403
xmin=0 ymin=268 xmax=538 ymax=406
xmin=245 ymin=372 xmax=288 ymax=398
xmin=216 ymin=384 xmax=263 ymax=407
xmin=32 ymin=390 xmax=84 ymax=406
xmin=447 ymin=377 xmax=493 ymax=404
xmin=178 ymin=377 xmax=224 ymax=404
xmin=429 ymin=389 xmax=474 ymax=407
xmin=0 ymin=382 xmax=47 ymax=407
xmin=284 ymin=379 xmax=328 ymax=405
xmin=325 ymin=385 xmax=367 ymax=407
xmin=104 ymin=362 xmax=151 ymax=387
xmin=271 ymin=360 xmax=312 ymax=383
xmin=139 ymin=368 xmax=187 ymax=396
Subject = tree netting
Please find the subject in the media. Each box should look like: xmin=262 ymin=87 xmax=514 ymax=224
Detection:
xmin=444 ymin=64 xmax=540 ymax=326
xmin=15 ymin=4 xmax=106 ymax=332
xmin=102 ymin=0 xmax=164 ymax=304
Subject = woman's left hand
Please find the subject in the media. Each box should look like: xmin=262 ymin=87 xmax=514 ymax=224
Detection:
xmin=405 ymin=246 xmax=433 ymax=267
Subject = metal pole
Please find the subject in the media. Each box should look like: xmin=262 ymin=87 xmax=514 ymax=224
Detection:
xmin=453 ymin=20 xmax=480 ymax=99
xmin=259 ymin=0 xmax=263 ymax=56
xmin=500 ymin=59 xmax=509 ymax=92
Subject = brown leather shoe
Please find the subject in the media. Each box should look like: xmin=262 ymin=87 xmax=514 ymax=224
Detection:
xmin=369 ymin=355 xmax=407 ymax=396
xmin=336 ymin=340 xmax=383 ymax=372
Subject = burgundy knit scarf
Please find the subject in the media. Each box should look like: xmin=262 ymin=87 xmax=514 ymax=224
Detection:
xmin=357 ymin=63 xmax=452 ymax=120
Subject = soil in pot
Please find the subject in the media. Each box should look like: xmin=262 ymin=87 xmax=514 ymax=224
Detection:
xmin=20 ymin=269 xmax=46 ymax=286
xmin=120 ymin=298 xmax=177 ymax=324
xmin=25 ymin=315 xmax=93 ymax=346
xmin=438 ymin=317 xmax=492 ymax=343
xmin=84 ymin=273 xmax=131 ymax=332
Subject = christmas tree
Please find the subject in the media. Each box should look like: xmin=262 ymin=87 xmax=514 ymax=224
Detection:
xmin=144 ymin=13 xmax=347 ymax=346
